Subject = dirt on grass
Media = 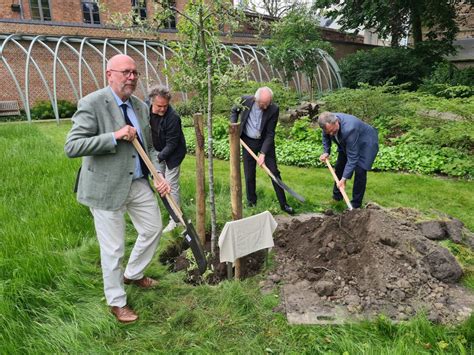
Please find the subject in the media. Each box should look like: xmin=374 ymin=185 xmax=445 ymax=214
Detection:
xmin=265 ymin=204 xmax=474 ymax=324
xmin=160 ymin=204 xmax=474 ymax=324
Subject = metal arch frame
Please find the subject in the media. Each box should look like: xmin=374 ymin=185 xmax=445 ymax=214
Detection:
xmin=0 ymin=35 xmax=342 ymax=121
xmin=25 ymin=36 xmax=58 ymax=122
xmin=0 ymin=35 xmax=29 ymax=115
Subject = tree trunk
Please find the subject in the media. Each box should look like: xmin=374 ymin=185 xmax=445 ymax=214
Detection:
xmin=193 ymin=113 xmax=206 ymax=245
xmin=410 ymin=3 xmax=423 ymax=46
xmin=206 ymin=59 xmax=217 ymax=256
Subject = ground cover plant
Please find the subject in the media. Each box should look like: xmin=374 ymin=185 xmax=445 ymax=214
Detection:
xmin=0 ymin=121 xmax=473 ymax=353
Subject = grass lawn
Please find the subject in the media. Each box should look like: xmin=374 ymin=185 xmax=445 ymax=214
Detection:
xmin=0 ymin=121 xmax=473 ymax=353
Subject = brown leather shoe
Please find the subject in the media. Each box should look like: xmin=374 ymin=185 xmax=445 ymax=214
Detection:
xmin=124 ymin=276 xmax=159 ymax=289
xmin=110 ymin=305 xmax=138 ymax=323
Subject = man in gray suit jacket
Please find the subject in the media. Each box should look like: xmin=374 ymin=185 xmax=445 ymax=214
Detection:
xmin=318 ymin=112 xmax=379 ymax=208
xmin=65 ymin=54 xmax=170 ymax=323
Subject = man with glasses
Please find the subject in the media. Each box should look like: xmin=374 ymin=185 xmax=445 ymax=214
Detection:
xmin=65 ymin=54 xmax=170 ymax=323
xmin=230 ymin=86 xmax=294 ymax=214
xmin=318 ymin=111 xmax=379 ymax=209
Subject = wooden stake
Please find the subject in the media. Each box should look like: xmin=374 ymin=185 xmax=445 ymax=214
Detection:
xmin=229 ymin=123 xmax=243 ymax=280
xmin=194 ymin=113 xmax=206 ymax=245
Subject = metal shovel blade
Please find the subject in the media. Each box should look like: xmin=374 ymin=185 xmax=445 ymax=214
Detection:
xmin=181 ymin=220 xmax=207 ymax=275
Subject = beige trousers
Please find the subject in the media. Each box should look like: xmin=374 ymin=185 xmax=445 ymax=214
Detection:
xmin=90 ymin=178 xmax=162 ymax=307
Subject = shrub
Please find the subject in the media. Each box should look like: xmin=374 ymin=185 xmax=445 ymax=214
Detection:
xmin=213 ymin=80 xmax=299 ymax=114
xmin=339 ymin=47 xmax=426 ymax=89
xmin=30 ymin=100 xmax=76 ymax=120
xmin=320 ymin=84 xmax=406 ymax=124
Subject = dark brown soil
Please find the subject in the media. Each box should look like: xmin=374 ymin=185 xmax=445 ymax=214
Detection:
xmin=265 ymin=205 xmax=474 ymax=324
xmin=159 ymin=236 xmax=266 ymax=285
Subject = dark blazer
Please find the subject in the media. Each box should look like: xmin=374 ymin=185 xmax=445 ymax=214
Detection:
xmin=150 ymin=105 xmax=187 ymax=170
xmin=322 ymin=113 xmax=379 ymax=179
xmin=230 ymin=95 xmax=279 ymax=155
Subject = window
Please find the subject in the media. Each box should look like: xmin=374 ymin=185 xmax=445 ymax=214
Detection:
xmin=82 ymin=1 xmax=100 ymax=25
xmin=132 ymin=0 xmax=147 ymax=21
xmin=30 ymin=0 xmax=51 ymax=21
xmin=163 ymin=0 xmax=176 ymax=29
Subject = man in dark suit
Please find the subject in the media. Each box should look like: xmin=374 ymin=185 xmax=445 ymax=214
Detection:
xmin=65 ymin=54 xmax=170 ymax=323
xmin=318 ymin=111 xmax=379 ymax=208
xmin=148 ymin=85 xmax=187 ymax=232
xmin=230 ymin=86 xmax=294 ymax=214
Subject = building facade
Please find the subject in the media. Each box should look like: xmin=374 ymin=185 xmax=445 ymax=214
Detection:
xmin=0 ymin=0 xmax=372 ymax=115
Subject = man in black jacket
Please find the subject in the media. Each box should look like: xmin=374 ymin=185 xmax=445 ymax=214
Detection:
xmin=230 ymin=86 xmax=294 ymax=214
xmin=149 ymin=85 xmax=187 ymax=232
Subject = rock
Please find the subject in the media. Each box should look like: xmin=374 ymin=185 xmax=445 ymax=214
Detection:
xmin=345 ymin=243 xmax=359 ymax=254
xmin=269 ymin=274 xmax=282 ymax=283
xmin=344 ymin=294 xmax=361 ymax=305
xmin=434 ymin=302 xmax=445 ymax=310
xmin=390 ymin=289 xmax=406 ymax=301
xmin=424 ymin=248 xmax=463 ymax=283
xmin=306 ymin=272 xmax=322 ymax=282
xmin=396 ymin=279 xmax=411 ymax=289
xmin=428 ymin=310 xmax=441 ymax=323
xmin=314 ymin=281 xmax=337 ymax=296
xmin=417 ymin=221 xmax=447 ymax=240
xmin=444 ymin=219 xmax=464 ymax=244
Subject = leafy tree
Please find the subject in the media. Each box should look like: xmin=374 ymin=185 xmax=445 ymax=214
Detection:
xmin=105 ymin=0 xmax=247 ymax=255
xmin=264 ymin=7 xmax=333 ymax=101
xmin=241 ymin=0 xmax=305 ymax=18
xmin=313 ymin=0 xmax=466 ymax=53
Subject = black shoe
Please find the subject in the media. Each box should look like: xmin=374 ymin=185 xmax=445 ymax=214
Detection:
xmin=281 ymin=204 xmax=294 ymax=215
xmin=332 ymin=195 xmax=343 ymax=202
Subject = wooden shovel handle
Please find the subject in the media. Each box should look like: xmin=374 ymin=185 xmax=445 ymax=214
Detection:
xmin=324 ymin=159 xmax=353 ymax=211
xmin=239 ymin=139 xmax=276 ymax=180
xmin=131 ymin=138 xmax=185 ymax=223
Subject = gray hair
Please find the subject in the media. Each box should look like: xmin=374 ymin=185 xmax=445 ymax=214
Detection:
xmin=318 ymin=112 xmax=338 ymax=128
xmin=148 ymin=85 xmax=171 ymax=101
xmin=255 ymin=86 xmax=273 ymax=101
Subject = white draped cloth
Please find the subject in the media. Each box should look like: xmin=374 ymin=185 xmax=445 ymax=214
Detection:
xmin=218 ymin=211 xmax=277 ymax=264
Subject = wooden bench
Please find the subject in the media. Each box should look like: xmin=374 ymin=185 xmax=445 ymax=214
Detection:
xmin=0 ymin=100 xmax=20 ymax=116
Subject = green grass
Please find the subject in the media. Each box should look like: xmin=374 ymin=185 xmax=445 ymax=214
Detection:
xmin=0 ymin=122 xmax=473 ymax=354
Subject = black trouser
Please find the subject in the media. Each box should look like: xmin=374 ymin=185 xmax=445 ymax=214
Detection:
xmin=241 ymin=135 xmax=287 ymax=208
xmin=333 ymin=151 xmax=367 ymax=208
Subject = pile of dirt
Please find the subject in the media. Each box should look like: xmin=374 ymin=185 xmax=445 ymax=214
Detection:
xmin=267 ymin=205 xmax=474 ymax=324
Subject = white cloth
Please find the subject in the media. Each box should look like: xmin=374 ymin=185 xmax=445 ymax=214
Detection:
xmin=90 ymin=179 xmax=162 ymax=307
xmin=218 ymin=211 xmax=277 ymax=264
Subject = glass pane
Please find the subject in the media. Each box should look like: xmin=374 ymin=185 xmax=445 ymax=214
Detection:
xmin=42 ymin=7 xmax=51 ymax=21
xmin=140 ymin=8 xmax=147 ymax=19
xmin=31 ymin=8 xmax=41 ymax=20
xmin=92 ymin=12 xmax=100 ymax=24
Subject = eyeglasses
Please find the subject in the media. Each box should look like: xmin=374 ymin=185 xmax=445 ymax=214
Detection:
xmin=109 ymin=69 xmax=141 ymax=78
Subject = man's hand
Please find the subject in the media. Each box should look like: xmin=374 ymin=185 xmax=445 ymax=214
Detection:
xmin=114 ymin=125 xmax=137 ymax=141
xmin=153 ymin=174 xmax=171 ymax=197
xmin=337 ymin=178 xmax=346 ymax=190
xmin=319 ymin=153 xmax=329 ymax=162
xmin=257 ymin=153 xmax=265 ymax=166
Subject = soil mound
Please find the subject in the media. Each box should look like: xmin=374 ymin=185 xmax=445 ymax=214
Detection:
xmin=269 ymin=206 xmax=474 ymax=324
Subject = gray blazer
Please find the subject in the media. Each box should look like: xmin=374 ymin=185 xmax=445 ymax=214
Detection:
xmin=65 ymin=87 xmax=159 ymax=210
xmin=322 ymin=113 xmax=379 ymax=179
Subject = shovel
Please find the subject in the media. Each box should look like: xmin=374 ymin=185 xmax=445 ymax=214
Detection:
xmin=324 ymin=159 xmax=353 ymax=210
xmin=132 ymin=138 xmax=207 ymax=274
xmin=240 ymin=139 xmax=305 ymax=203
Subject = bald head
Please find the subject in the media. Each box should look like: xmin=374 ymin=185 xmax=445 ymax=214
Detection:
xmin=106 ymin=54 xmax=138 ymax=101
xmin=255 ymin=86 xmax=273 ymax=110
